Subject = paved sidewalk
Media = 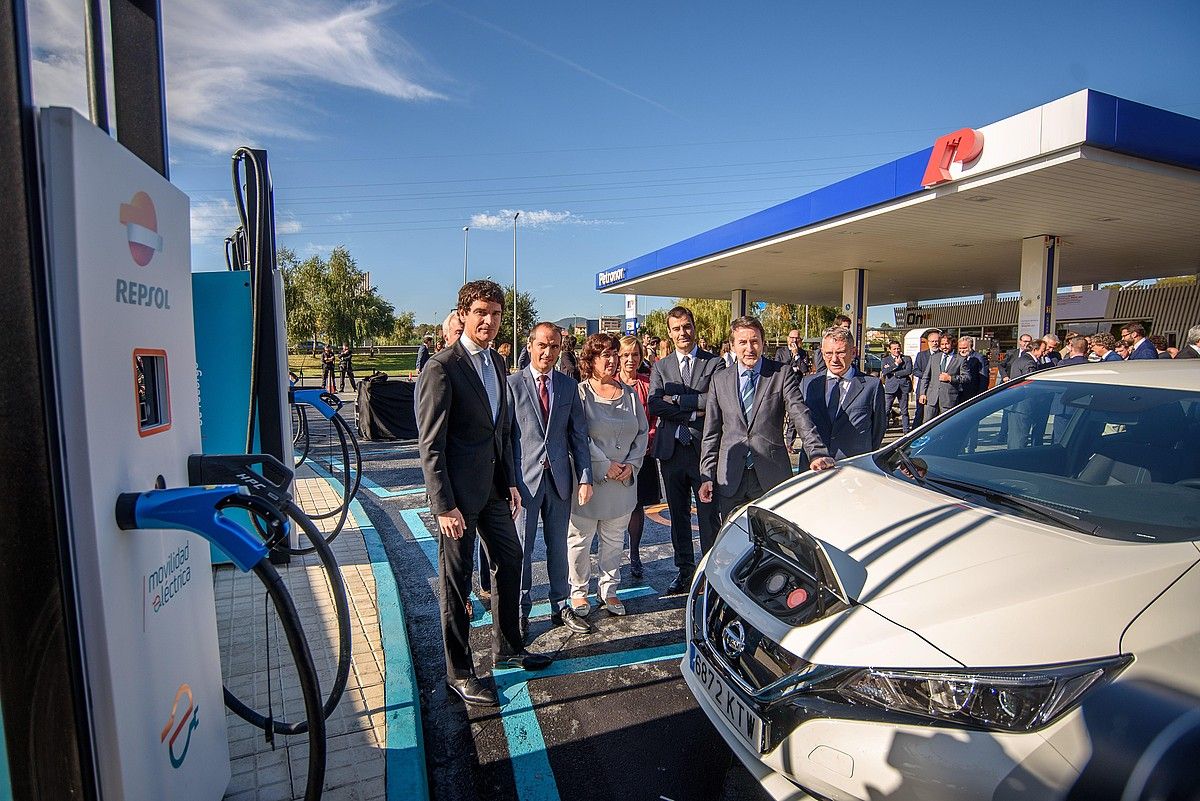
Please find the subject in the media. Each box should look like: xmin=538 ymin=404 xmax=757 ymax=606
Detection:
xmin=214 ymin=476 xmax=393 ymax=801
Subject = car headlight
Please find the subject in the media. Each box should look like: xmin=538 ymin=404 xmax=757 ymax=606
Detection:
xmin=837 ymin=655 xmax=1131 ymax=732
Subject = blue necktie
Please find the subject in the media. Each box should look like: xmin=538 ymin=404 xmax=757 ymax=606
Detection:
xmin=826 ymin=376 xmax=841 ymax=416
xmin=478 ymin=351 xmax=499 ymax=422
xmin=740 ymin=370 xmax=756 ymax=419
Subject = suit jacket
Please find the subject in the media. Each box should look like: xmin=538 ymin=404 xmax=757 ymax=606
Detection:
xmin=800 ymin=370 xmax=888 ymax=460
xmin=700 ymin=358 xmax=828 ymax=497
xmin=416 ymin=339 xmax=516 ymax=516
xmin=509 ymin=369 xmax=592 ymax=502
xmin=957 ymin=351 xmax=988 ymax=400
xmin=648 ymin=348 xmax=724 ymax=460
xmin=416 ymin=343 xmax=431 ymax=371
xmin=912 ymin=349 xmax=933 ymax=391
xmin=1009 ymin=351 xmax=1041 ymax=379
xmin=1101 ymin=351 xmax=1123 ymax=362
xmin=920 ymin=350 xmax=972 ymax=406
xmin=881 ymin=355 xmax=913 ymax=394
xmin=1057 ymin=355 xmax=1090 ymax=367
xmin=1127 ymin=338 xmax=1159 ymax=360
xmin=774 ymin=346 xmax=810 ymax=376
xmin=1178 ymin=345 xmax=1200 ymax=359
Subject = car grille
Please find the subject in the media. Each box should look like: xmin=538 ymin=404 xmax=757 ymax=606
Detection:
xmin=700 ymin=587 xmax=808 ymax=694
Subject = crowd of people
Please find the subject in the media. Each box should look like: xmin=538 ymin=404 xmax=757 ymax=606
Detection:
xmin=413 ymin=279 xmax=1197 ymax=707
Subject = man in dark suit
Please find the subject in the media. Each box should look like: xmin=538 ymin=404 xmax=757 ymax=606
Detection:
xmin=775 ymin=328 xmax=810 ymax=376
xmin=1009 ymin=338 xmax=1045 ymax=379
xmin=910 ymin=330 xmax=941 ymax=428
xmin=1178 ymin=325 xmax=1200 ymax=359
xmin=416 ymin=334 xmax=433 ymax=372
xmin=1057 ymin=336 xmax=1091 ymax=366
xmin=918 ymin=334 xmax=971 ymax=419
xmin=800 ymin=328 xmax=888 ymax=459
xmin=1090 ymin=332 xmax=1123 ymax=362
xmin=1001 ymin=334 xmax=1034 ymax=382
xmin=955 ymin=336 xmax=988 ymax=401
xmin=880 ymin=341 xmax=913 ymax=432
xmin=1121 ymin=322 xmax=1159 ymax=360
xmin=777 ymin=328 xmax=812 ymax=450
xmin=417 ymin=280 xmax=551 ymax=708
xmin=509 ymin=322 xmax=593 ymax=639
xmin=699 ymin=318 xmax=833 ymax=517
xmin=649 ymin=305 xmax=724 ymax=594
xmin=811 ymin=314 xmax=851 ymax=374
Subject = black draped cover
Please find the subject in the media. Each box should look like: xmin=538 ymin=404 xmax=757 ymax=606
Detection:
xmin=356 ymin=378 xmax=418 ymax=440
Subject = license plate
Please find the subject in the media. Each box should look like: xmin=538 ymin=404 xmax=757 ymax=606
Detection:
xmin=689 ymin=643 xmax=764 ymax=752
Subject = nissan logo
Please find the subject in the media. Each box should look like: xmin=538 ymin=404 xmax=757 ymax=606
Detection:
xmin=721 ymin=620 xmax=746 ymax=659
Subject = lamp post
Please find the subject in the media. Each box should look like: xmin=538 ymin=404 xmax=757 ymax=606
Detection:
xmin=462 ymin=226 xmax=469 ymax=284
xmin=512 ymin=211 xmax=520 ymax=369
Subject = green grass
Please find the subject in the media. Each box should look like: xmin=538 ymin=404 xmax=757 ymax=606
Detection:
xmin=288 ymin=352 xmax=417 ymax=380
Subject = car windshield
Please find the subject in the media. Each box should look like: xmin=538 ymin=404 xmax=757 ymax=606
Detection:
xmin=877 ymin=377 xmax=1200 ymax=543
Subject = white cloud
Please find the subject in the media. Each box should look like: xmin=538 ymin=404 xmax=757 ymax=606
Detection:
xmin=28 ymin=0 xmax=446 ymax=153
xmin=190 ymin=199 xmax=238 ymax=242
xmin=277 ymin=214 xmax=304 ymax=235
xmin=469 ymin=208 xmax=614 ymax=231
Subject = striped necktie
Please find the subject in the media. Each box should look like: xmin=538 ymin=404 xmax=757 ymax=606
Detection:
xmin=478 ymin=351 xmax=499 ymax=422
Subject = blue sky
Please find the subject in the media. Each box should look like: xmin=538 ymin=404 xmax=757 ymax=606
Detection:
xmin=29 ymin=0 xmax=1200 ymax=326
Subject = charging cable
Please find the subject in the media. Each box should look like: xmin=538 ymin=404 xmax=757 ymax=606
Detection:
xmin=188 ymin=454 xmax=352 ymax=731
xmin=115 ymin=486 xmax=326 ymax=801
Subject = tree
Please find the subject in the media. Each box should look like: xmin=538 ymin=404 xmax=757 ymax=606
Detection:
xmin=1155 ymin=275 xmax=1197 ymax=287
xmin=491 ymin=285 xmax=539 ymax=353
xmin=281 ymin=245 xmax=396 ymax=347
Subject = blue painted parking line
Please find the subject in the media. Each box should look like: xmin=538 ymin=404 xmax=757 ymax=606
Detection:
xmin=398 ymin=507 xmax=659 ymax=625
xmin=494 ymin=642 xmax=686 ymax=801
xmin=304 ymin=464 xmax=429 ymax=801
xmin=317 ymin=457 xmax=425 ymax=499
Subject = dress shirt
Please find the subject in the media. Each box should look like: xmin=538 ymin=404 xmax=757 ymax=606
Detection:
xmin=738 ymin=358 xmax=762 ymax=412
xmin=824 ymin=366 xmax=856 ymax=411
xmin=675 ymin=346 xmax=700 ymax=375
xmin=459 ymin=334 xmax=490 ymax=381
xmin=527 ymin=364 xmax=554 ymax=409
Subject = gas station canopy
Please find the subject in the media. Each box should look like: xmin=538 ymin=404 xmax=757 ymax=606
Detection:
xmin=595 ymin=90 xmax=1200 ymax=308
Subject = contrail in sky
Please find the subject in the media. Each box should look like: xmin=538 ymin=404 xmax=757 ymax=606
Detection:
xmin=441 ymin=2 xmax=684 ymax=120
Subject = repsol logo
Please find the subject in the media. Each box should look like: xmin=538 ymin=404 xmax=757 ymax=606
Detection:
xmin=116 ymin=278 xmax=171 ymax=309
xmin=597 ymin=267 xmax=626 ymax=287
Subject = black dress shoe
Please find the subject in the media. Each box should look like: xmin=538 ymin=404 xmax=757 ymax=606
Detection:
xmin=664 ymin=571 xmax=694 ymax=595
xmin=629 ymin=556 xmax=644 ymax=580
xmin=495 ymin=651 xmax=553 ymax=671
xmin=550 ymin=607 xmax=592 ymax=634
xmin=446 ymin=675 xmax=498 ymax=707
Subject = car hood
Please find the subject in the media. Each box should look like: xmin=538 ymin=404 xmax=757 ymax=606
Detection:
xmin=755 ymin=460 xmax=1199 ymax=666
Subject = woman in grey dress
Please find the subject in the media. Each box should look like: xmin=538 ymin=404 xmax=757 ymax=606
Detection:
xmin=568 ymin=333 xmax=648 ymax=618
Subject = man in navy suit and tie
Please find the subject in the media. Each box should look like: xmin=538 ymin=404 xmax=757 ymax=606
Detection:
xmin=880 ymin=340 xmax=913 ymax=432
xmin=509 ymin=322 xmax=594 ymax=640
xmin=699 ymin=317 xmax=833 ymax=517
xmin=417 ymin=280 xmax=552 ymax=708
xmin=649 ymin=305 xmax=724 ymax=594
xmin=800 ymin=328 xmax=888 ymax=459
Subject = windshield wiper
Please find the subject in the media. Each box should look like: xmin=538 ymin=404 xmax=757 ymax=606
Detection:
xmin=885 ymin=447 xmax=928 ymax=485
xmin=923 ymin=476 xmax=1098 ymax=536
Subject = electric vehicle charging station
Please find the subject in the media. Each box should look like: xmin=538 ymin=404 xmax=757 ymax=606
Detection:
xmin=40 ymin=107 xmax=231 ymax=798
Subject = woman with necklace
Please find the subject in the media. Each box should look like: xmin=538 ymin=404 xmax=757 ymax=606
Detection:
xmin=568 ymin=333 xmax=648 ymax=618
xmin=616 ymin=335 xmax=660 ymax=579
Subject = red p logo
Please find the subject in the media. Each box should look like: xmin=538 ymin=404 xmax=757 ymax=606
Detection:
xmin=921 ymin=128 xmax=984 ymax=187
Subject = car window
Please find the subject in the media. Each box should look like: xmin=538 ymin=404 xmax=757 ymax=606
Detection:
xmin=885 ymin=380 xmax=1200 ymax=543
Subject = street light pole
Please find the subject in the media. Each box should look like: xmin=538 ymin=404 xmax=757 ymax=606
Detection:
xmin=512 ymin=212 xmax=520 ymax=369
xmin=462 ymin=226 xmax=469 ymax=285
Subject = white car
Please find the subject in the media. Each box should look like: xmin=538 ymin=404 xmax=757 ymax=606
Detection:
xmin=684 ymin=361 xmax=1200 ymax=801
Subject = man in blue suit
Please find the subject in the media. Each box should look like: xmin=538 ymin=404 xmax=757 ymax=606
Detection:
xmin=880 ymin=340 xmax=913 ymax=432
xmin=509 ymin=322 xmax=594 ymax=640
xmin=801 ymin=328 xmax=888 ymax=459
xmin=1121 ymin=322 xmax=1159 ymax=360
